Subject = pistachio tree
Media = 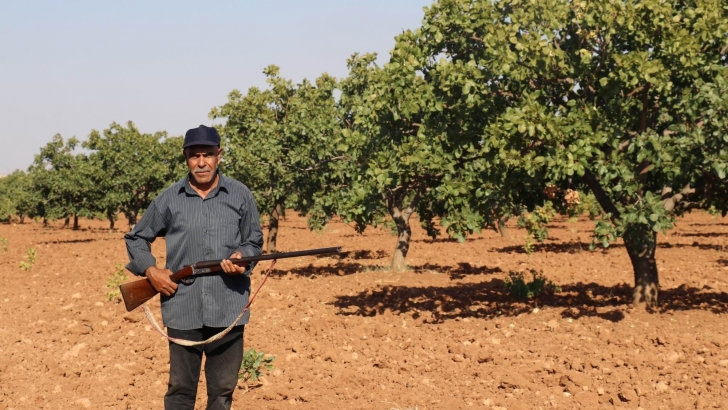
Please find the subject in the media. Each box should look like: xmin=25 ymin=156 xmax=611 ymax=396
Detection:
xmin=27 ymin=135 xmax=97 ymax=229
xmin=330 ymin=51 xmax=469 ymax=270
xmin=84 ymin=122 xmax=186 ymax=229
xmin=0 ymin=170 xmax=35 ymax=223
xmin=0 ymin=173 xmax=17 ymax=222
xmin=211 ymin=66 xmax=340 ymax=252
xmin=404 ymin=0 xmax=728 ymax=306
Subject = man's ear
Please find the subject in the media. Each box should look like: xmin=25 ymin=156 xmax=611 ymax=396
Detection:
xmin=182 ymin=148 xmax=189 ymax=159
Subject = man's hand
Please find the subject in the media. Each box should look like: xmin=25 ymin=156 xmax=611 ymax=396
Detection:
xmin=221 ymin=252 xmax=248 ymax=276
xmin=145 ymin=266 xmax=178 ymax=296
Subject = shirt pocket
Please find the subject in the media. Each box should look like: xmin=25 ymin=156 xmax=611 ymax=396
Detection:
xmin=211 ymin=218 xmax=241 ymax=256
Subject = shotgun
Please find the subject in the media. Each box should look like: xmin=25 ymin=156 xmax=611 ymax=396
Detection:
xmin=119 ymin=246 xmax=342 ymax=312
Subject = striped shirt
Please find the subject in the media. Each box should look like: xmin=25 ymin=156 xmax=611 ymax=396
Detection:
xmin=124 ymin=172 xmax=263 ymax=330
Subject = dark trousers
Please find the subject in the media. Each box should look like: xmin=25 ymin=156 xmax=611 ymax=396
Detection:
xmin=165 ymin=326 xmax=244 ymax=410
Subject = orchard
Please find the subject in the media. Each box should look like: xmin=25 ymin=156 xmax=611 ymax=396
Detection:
xmin=4 ymin=0 xmax=726 ymax=308
xmin=2 ymin=1 xmax=728 ymax=408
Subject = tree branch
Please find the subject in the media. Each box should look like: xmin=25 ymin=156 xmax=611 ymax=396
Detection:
xmin=582 ymin=169 xmax=621 ymax=220
xmin=639 ymin=84 xmax=651 ymax=133
xmin=662 ymin=183 xmax=696 ymax=212
xmin=626 ymin=86 xmax=644 ymax=98
xmin=406 ymin=182 xmax=426 ymax=214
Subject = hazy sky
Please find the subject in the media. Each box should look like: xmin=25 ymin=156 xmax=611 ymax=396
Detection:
xmin=0 ymin=0 xmax=432 ymax=174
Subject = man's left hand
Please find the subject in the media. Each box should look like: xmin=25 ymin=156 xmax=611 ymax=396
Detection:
xmin=221 ymin=252 xmax=248 ymax=275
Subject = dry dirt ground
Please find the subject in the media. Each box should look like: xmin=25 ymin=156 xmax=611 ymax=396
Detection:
xmin=1 ymin=212 xmax=727 ymax=410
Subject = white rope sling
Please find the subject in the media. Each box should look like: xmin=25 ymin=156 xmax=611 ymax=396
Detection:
xmin=142 ymin=259 xmax=277 ymax=346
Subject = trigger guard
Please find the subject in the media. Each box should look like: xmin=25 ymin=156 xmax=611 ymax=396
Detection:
xmin=180 ymin=276 xmax=196 ymax=285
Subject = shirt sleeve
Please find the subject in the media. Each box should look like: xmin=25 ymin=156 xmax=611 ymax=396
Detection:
xmin=236 ymin=188 xmax=264 ymax=275
xmin=124 ymin=200 xmax=166 ymax=276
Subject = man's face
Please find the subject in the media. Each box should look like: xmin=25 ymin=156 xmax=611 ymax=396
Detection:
xmin=185 ymin=145 xmax=222 ymax=185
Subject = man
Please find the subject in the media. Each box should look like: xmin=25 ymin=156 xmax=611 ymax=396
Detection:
xmin=124 ymin=124 xmax=263 ymax=410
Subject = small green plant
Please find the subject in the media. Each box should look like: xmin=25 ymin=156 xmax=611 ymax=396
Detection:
xmin=19 ymin=247 xmax=37 ymax=271
xmin=523 ymin=235 xmax=535 ymax=255
xmin=0 ymin=237 xmax=8 ymax=252
xmin=239 ymin=348 xmax=275 ymax=385
xmin=106 ymin=264 xmax=128 ymax=302
xmin=504 ymin=269 xmax=560 ymax=299
xmin=708 ymin=205 xmax=720 ymax=218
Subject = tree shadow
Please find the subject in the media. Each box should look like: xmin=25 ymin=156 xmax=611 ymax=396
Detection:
xmin=265 ymin=260 xmax=503 ymax=280
xmin=676 ymin=232 xmax=727 ymax=238
xmin=30 ymin=224 xmax=124 ymax=234
xmin=412 ymin=237 xmax=479 ymax=243
xmin=325 ymin=249 xmax=388 ymax=260
xmin=84 ymin=227 xmax=130 ymax=233
xmin=717 ymin=258 xmax=728 ymax=266
xmin=492 ymin=241 xmax=594 ymax=254
xmin=659 ymin=284 xmax=728 ymax=313
xmin=38 ymin=238 xmax=102 ymax=244
xmin=266 ymin=262 xmax=365 ymax=278
xmin=493 ymin=241 xmax=725 ymax=254
xmin=411 ymin=262 xmax=503 ymax=279
xmin=676 ymin=242 xmax=725 ymax=251
xmin=331 ymin=280 xmax=728 ymax=323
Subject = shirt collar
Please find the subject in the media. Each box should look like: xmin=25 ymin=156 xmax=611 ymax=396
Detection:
xmin=177 ymin=171 xmax=228 ymax=197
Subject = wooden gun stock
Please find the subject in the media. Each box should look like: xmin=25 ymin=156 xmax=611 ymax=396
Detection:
xmin=119 ymin=246 xmax=342 ymax=312
xmin=119 ymin=266 xmax=193 ymax=312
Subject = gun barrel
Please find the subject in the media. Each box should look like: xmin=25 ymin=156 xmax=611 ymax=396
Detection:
xmin=195 ymin=246 xmax=343 ymax=270
xmin=245 ymin=246 xmax=342 ymax=261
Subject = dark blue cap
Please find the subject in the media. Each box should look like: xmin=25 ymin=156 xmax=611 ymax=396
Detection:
xmin=183 ymin=125 xmax=220 ymax=148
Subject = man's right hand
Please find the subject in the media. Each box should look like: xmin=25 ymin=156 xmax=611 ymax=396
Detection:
xmin=145 ymin=266 xmax=178 ymax=296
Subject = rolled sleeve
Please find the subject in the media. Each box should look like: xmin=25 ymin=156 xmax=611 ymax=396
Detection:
xmin=124 ymin=201 xmax=166 ymax=276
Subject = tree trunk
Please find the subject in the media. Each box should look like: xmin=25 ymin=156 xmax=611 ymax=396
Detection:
xmin=63 ymin=217 xmax=70 ymax=228
xmin=492 ymin=209 xmax=508 ymax=237
xmin=385 ymin=185 xmax=424 ymax=271
xmin=19 ymin=215 xmax=25 ymax=224
xmin=582 ymin=169 xmax=661 ymax=308
xmin=72 ymin=214 xmax=79 ymax=230
xmin=42 ymin=217 xmax=48 ymax=227
xmin=391 ymin=210 xmax=413 ymax=271
xmin=266 ymin=202 xmax=282 ymax=253
xmin=108 ymin=211 xmax=115 ymax=231
xmin=497 ymin=218 xmax=508 ymax=237
xmin=624 ymin=230 xmax=659 ymax=307
xmin=127 ymin=211 xmax=137 ymax=231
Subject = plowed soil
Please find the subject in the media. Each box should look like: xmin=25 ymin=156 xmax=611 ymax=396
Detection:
xmin=1 ymin=212 xmax=727 ymax=410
